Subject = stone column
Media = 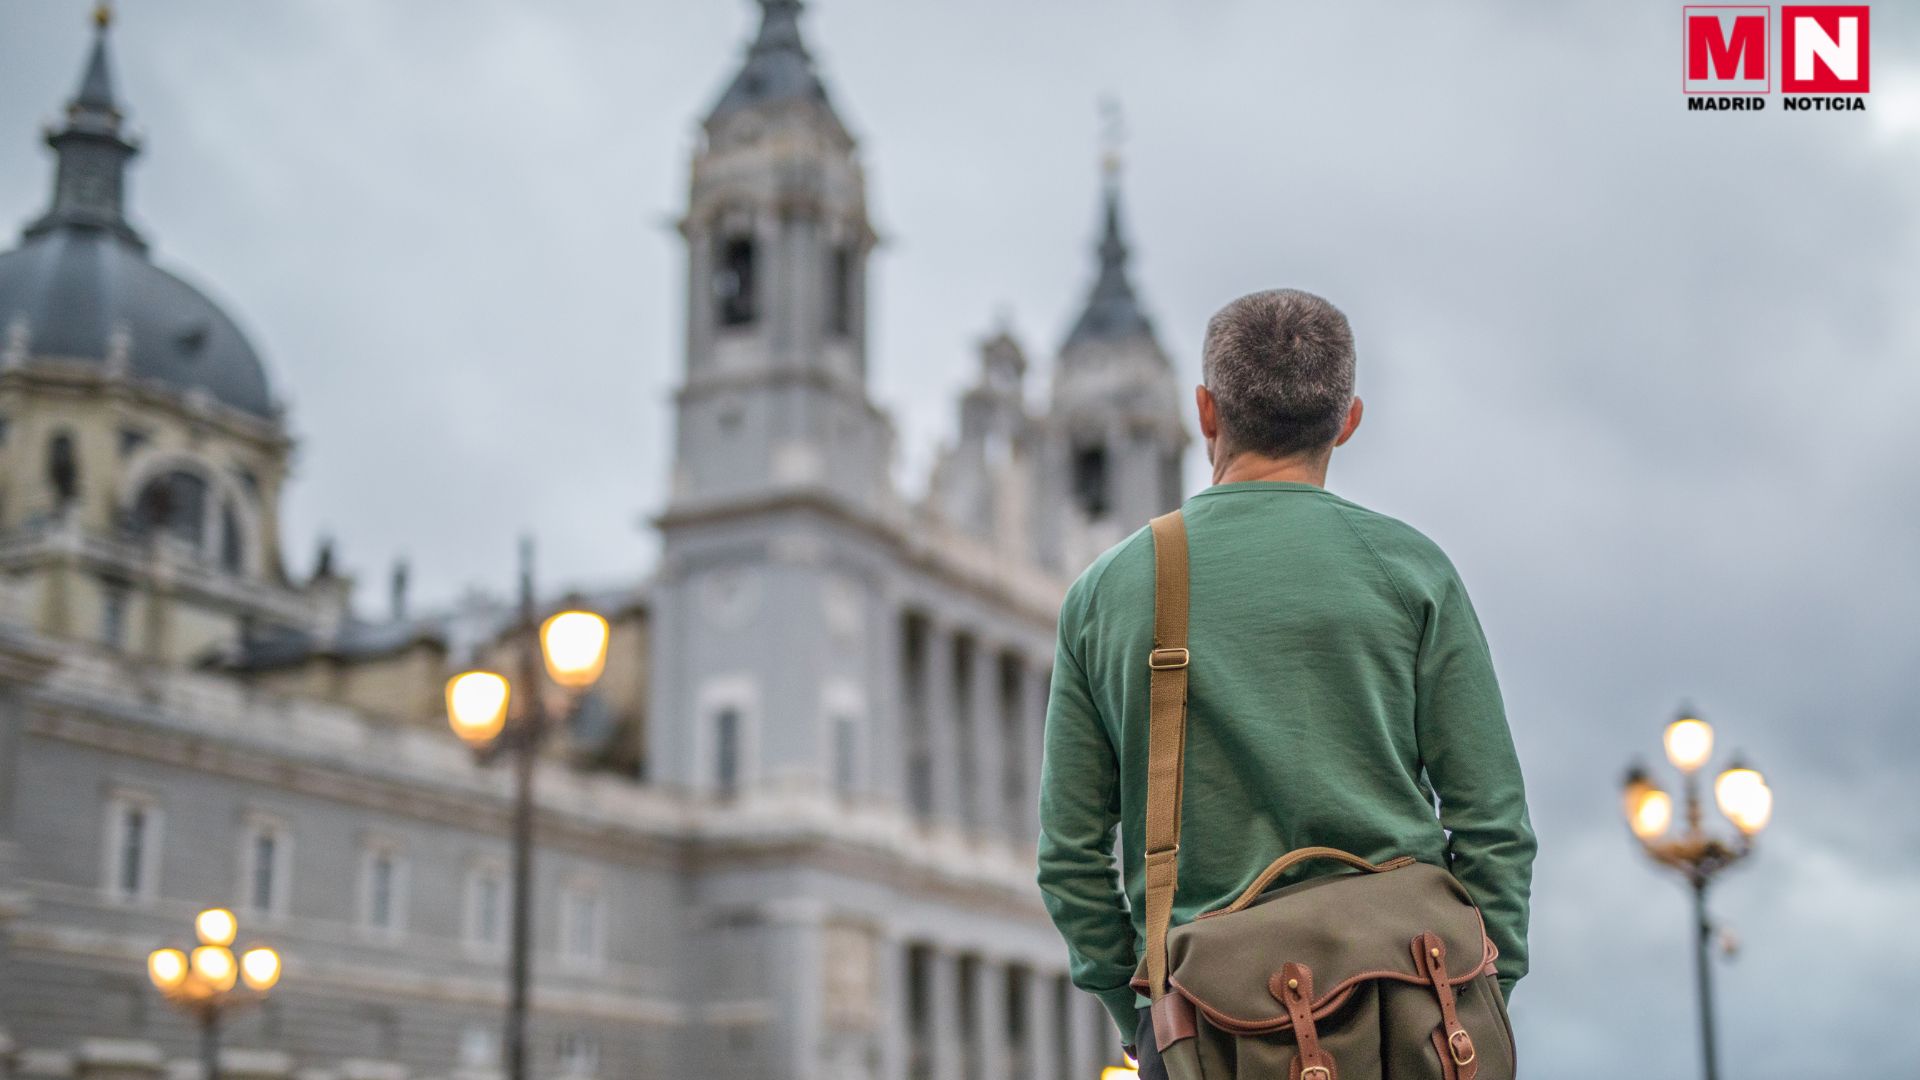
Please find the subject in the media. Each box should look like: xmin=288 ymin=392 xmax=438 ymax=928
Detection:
xmin=1067 ymin=991 xmax=1106 ymax=1080
xmin=927 ymin=950 xmax=964 ymax=1080
xmin=1021 ymin=658 xmax=1051 ymax=845
xmin=967 ymin=642 xmax=1006 ymax=839
xmin=1024 ymin=968 xmax=1056 ymax=1080
xmin=923 ymin=620 xmax=963 ymax=828
xmin=968 ymin=956 xmax=1010 ymax=1080
xmin=876 ymin=935 xmax=910 ymax=1080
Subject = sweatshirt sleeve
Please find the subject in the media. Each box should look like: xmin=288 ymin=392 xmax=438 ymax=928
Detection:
xmin=1036 ymin=581 xmax=1140 ymax=1040
xmin=1412 ymin=567 xmax=1537 ymax=996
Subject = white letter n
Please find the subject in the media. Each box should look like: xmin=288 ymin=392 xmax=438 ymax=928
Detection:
xmin=1795 ymin=16 xmax=1858 ymax=82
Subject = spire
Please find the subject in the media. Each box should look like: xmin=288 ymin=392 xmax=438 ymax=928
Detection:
xmin=24 ymin=3 xmax=144 ymax=249
xmin=1063 ymin=101 xmax=1153 ymax=350
xmin=76 ymin=4 xmax=118 ymax=111
xmin=707 ymin=0 xmax=834 ymax=123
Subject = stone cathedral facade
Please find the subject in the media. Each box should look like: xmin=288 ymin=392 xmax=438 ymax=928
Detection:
xmin=0 ymin=4 xmax=1187 ymax=1079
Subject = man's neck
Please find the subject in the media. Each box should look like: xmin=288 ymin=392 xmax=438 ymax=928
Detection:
xmin=1210 ymin=449 xmax=1332 ymax=488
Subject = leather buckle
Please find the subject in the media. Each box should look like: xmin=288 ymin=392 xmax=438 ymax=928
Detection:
xmin=1301 ymin=1068 xmax=1332 ymax=1080
xmin=1448 ymin=1030 xmax=1476 ymax=1066
xmin=1148 ymin=647 xmax=1190 ymax=670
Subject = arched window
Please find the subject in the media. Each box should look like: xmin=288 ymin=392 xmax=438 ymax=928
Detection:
xmin=47 ymin=431 xmax=80 ymax=505
xmin=131 ymin=470 xmax=210 ymax=546
xmin=714 ymin=233 xmax=757 ymax=327
xmin=219 ymin=501 xmax=244 ymax=572
xmin=1072 ymin=443 xmax=1110 ymax=519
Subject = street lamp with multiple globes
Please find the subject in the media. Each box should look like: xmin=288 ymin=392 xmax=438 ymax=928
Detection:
xmin=445 ymin=546 xmax=610 ymax=1080
xmin=146 ymin=907 xmax=281 ymax=1080
xmin=1620 ymin=704 xmax=1774 ymax=1080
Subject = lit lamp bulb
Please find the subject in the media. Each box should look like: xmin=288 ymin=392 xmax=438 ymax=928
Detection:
xmin=1715 ymin=762 xmax=1773 ymax=835
xmin=1663 ymin=710 xmax=1714 ymax=774
xmin=148 ymin=948 xmax=189 ymax=992
xmin=191 ymin=945 xmax=238 ymax=992
xmin=1630 ymin=786 xmax=1674 ymax=840
xmin=195 ymin=907 xmax=237 ymax=948
xmin=240 ymin=947 xmax=282 ymax=992
xmin=541 ymin=611 xmax=610 ymax=689
xmin=446 ymin=671 xmax=510 ymax=745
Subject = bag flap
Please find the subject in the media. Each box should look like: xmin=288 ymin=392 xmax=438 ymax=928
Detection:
xmin=1153 ymin=861 xmax=1493 ymax=1034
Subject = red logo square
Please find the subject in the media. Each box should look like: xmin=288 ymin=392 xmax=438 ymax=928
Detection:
xmin=1684 ymin=6 xmax=1770 ymax=94
xmin=1782 ymin=6 xmax=1870 ymax=93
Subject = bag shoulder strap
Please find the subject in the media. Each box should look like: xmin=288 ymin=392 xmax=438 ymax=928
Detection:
xmin=1144 ymin=509 xmax=1191 ymax=1001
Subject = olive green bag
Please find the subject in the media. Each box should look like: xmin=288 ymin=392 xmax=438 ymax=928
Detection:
xmin=1130 ymin=511 xmax=1516 ymax=1080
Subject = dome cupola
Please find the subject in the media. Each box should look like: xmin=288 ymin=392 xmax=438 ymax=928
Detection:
xmin=0 ymin=6 xmax=277 ymax=421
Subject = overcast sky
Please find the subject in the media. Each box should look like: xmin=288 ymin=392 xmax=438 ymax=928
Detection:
xmin=3 ymin=1 xmax=1918 ymax=1074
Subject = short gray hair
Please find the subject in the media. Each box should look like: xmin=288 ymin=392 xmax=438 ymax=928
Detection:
xmin=1201 ymin=289 xmax=1356 ymax=459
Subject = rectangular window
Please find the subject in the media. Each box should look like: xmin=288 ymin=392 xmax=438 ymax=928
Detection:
xmin=828 ymin=246 xmax=855 ymax=337
xmin=361 ymin=846 xmax=407 ymax=935
xmin=715 ymin=708 xmax=741 ymax=797
xmin=557 ymin=1031 xmax=600 ymax=1077
xmin=467 ymin=865 xmax=507 ymax=951
xmin=251 ymin=833 xmax=276 ymax=912
xmin=559 ymin=884 xmax=603 ymax=968
xmin=240 ymin=818 xmax=290 ymax=918
xmin=715 ymin=234 xmax=757 ymax=327
xmin=105 ymin=796 xmax=160 ymax=901
xmin=101 ymin=580 xmax=130 ymax=650
xmin=832 ymin=714 xmax=859 ymax=797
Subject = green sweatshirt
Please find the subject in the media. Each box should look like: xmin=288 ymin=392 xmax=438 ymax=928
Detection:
xmin=1037 ymin=481 xmax=1536 ymax=1040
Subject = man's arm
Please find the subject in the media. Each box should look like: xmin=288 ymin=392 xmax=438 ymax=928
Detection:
xmin=1413 ymin=570 xmax=1537 ymax=998
xmin=1036 ymin=604 xmax=1139 ymax=1039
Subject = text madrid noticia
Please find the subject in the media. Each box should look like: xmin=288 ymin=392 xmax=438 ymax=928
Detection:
xmin=1681 ymin=5 xmax=1871 ymax=112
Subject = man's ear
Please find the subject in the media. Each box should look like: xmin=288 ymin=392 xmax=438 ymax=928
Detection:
xmin=1332 ymin=397 xmax=1364 ymax=447
xmin=1196 ymin=385 xmax=1219 ymax=441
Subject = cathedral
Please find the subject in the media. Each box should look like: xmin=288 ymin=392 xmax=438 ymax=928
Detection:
xmin=0 ymin=3 xmax=1186 ymax=1078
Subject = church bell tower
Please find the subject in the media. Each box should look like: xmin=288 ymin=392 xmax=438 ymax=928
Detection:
xmin=669 ymin=0 xmax=890 ymax=514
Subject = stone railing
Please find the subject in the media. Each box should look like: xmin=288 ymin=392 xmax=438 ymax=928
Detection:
xmin=0 ymin=1035 xmax=418 ymax=1080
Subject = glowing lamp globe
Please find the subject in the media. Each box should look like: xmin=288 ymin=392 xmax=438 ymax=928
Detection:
xmin=446 ymin=671 xmax=510 ymax=745
xmin=1630 ymin=787 xmax=1674 ymax=841
xmin=195 ymin=907 xmax=237 ymax=948
xmin=191 ymin=945 xmax=238 ymax=992
xmin=240 ymin=946 xmax=282 ymax=992
xmin=541 ymin=611 xmax=610 ymax=689
xmin=1715 ymin=764 xmax=1773 ymax=835
xmin=148 ymin=948 xmax=189 ymax=992
xmin=1663 ymin=712 xmax=1714 ymax=774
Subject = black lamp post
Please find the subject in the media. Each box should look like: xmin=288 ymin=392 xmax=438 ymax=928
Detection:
xmin=1621 ymin=704 xmax=1774 ymax=1080
xmin=445 ymin=542 xmax=609 ymax=1080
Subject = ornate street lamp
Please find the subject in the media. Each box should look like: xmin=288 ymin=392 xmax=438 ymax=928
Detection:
xmin=147 ymin=907 xmax=281 ymax=1080
xmin=1620 ymin=704 xmax=1773 ymax=1080
xmin=445 ymin=542 xmax=610 ymax=1080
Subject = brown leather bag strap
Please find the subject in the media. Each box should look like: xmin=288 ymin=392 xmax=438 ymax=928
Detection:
xmin=1143 ymin=510 xmax=1191 ymax=1001
xmin=1278 ymin=962 xmax=1338 ymax=1080
xmin=1413 ymin=932 xmax=1479 ymax=1080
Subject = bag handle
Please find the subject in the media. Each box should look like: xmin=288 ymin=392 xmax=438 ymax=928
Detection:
xmin=1143 ymin=510 xmax=1191 ymax=1002
xmin=1205 ymin=847 xmax=1416 ymax=920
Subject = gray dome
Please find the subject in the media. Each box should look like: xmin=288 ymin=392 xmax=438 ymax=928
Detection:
xmin=0 ymin=11 xmax=276 ymax=421
xmin=0 ymin=228 xmax=274 ymax=418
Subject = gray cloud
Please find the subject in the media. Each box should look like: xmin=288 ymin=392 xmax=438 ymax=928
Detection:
xmin=2 ymin=1 xmax=1916 ymax=1073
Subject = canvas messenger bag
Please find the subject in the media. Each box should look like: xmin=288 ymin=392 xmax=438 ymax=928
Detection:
xmin=1130 ymin=510 xmax=1516 ymax=1080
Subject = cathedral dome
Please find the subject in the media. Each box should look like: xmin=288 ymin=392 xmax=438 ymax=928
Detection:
xmin=0 ymin=229 xmax=273 ymax=418
xmin=0 ymin=9 xmax=275 ymax=421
